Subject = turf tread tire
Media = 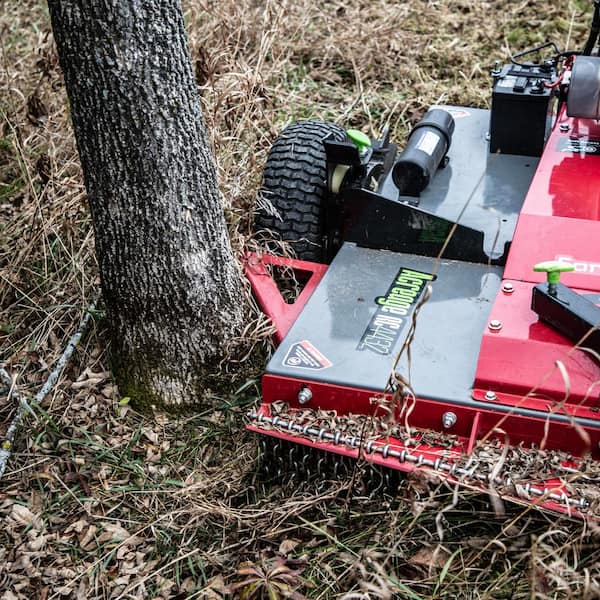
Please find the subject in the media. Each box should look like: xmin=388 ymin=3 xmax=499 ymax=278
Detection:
xmin=254 ymin=120 xmax=346 ymax=262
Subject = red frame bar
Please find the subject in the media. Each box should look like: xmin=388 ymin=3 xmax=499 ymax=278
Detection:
xmin=261 ymin=373 xmax=600 ymax=458
xmin=244 ymin=253 xmax=327 ymax=342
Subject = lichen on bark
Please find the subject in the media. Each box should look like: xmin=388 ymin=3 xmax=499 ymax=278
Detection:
xmin=48 ymin=0 xmax=246 ymax=408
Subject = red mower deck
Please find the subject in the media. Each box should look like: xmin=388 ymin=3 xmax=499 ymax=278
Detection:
xmin=248 ymin=52 xmax=600 ymax=518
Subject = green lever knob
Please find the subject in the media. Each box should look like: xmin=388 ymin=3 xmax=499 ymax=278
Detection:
xmin=346 ymin=129 xmax=371 ymax=152
xmin=533 ymin=260 xmax=575 ymax=285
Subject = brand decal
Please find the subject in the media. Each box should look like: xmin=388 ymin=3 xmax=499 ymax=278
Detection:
xmin=283 ymin=340 xmax=332 ymax=370
xmin=557 ymin=138 xmax=600 ymax=155
xmin=357 ymin=268 xmax=434 ymax=355
xmin=556 ymin=254 xmax=600 ymax=276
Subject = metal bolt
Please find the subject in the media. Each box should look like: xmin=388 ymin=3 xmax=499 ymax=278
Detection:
xmin=502 ymin=282 xmax=514 ymax=294
xmin=559 ymin=124 xmax=570 ymax=132
xmin=442 ymin=411 xmax=457 ymax=429
xmin=297 ymin=386 xmax=313 ymax=405
xmin=484 ymin=390 xmax=497 ymax=401
xmin=488 ymin=319 xmax=502 ymax=331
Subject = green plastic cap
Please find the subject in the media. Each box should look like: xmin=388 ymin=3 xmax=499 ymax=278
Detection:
xmin=533 ymin=260 xmax=575 ymax=285
xmin=346 ymin=129 xmax=371 ymax=152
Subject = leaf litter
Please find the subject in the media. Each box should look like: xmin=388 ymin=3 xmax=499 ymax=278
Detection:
xmin=1 ymin=0 xmax=600 ymax=598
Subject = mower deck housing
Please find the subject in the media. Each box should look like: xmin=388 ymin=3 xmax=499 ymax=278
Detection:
xmin=247 ymin=99 xmax=600 ymax=516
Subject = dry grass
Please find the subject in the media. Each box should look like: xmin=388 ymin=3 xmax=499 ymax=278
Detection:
xmin=1 ymin=0 xmax=600 ymax=598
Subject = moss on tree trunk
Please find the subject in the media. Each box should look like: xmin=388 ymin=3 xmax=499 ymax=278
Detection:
xmin=48 ymin=0 xmax=246 ymax=409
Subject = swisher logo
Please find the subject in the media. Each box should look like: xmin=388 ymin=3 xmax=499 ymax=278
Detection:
xmin=556 ymin=255 xmax=600 ymax=276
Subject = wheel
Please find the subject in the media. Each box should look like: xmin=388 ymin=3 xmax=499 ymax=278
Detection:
xmin=254 ymin=120 xmax=347 ymax=262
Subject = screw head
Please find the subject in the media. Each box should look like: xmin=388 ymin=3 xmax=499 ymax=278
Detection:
xmin=488 ymin=319 xmax=502 ymax=331
xmin=559 ymin=124 xmax=570 ymax=132
xmin=297 ymin=386 xmax=313 ymax=405
xmin=484 ymin=390 xmax=497 ymax=401
xmin=502 ymin=282 xmax=514 ymax=294
xmin=442 ymin=411 xmax=457 ymax=429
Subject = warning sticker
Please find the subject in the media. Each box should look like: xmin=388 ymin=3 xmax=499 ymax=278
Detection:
xmin=283 ymin=340 xmax=332 ymax=371
xmin=446 ymin=108 xmax=471 ymax=119
xmin=557 ymin=138 xmax=600 ymax=155
xmin=358 ymin=267 xmax=434 ymax=355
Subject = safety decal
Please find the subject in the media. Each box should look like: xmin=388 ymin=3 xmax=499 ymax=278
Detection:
xmin=445 ymin=108 xmax=471 ymax=119
xmin=283 ymin=340 xmax=333 ymax=370
xmin=357 ymin=267 xmax=434 ymax=355
xmin=557 ymin=138 xmax=600 ymax=155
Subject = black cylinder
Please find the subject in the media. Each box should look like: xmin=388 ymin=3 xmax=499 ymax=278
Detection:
xmin=392 ymin=109 xmax=455 ymax=196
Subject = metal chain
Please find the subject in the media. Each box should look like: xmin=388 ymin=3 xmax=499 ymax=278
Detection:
xmin=249 ymin=409 xmax=591 ymax=512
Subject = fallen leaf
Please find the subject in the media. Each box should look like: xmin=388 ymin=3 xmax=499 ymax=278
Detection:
xmin=141 ymin=427 xmax=159 ymax=444
xmin=409 ymin=546 xmax=450 ymax=571
xmin=10 ymin=504 xmax=44 ymax=531
xmin=279 ymin=538 xmax=301 ymax=556
xmin=78 ymin=524 xmax=98 ymax=551
xmin=204 ymin=574 xmax=227 ymax=597
xmin=98 ymin=522 xmax=133 ymax=544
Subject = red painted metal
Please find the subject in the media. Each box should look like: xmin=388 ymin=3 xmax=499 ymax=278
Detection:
xmin=260 ymin=373 xmax=600 ymax=457
xmin=474 ymin=279 xmax=600 ymax=402
xmin=504 ymin=106 xmax=600 ymax=292
xmin=244 ymin=253 xmax=327 ymax=342
xmin=247 ymin=99 xmax=600 ymax=517
xmin=475 ymin=105 xmax=600 ymax=425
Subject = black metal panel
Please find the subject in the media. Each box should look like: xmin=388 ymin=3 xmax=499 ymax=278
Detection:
xmin=267 ymin=243 xmax=502 ymax=401
xmin=341 ymin=187 xmax=509 ymax=264
xmin=532 ymin=283 xmax=600 ymax=353
xmin=374 ymin=107 xmax=538 ymax=263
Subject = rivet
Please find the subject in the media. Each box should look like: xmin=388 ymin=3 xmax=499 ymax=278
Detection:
xmin=502 ymin=282 xmax=514 ymax=294
xmin=489 ymin=319 xmax=502 ymax=331
xmin=297 ymin=386 xmax=313 ymax=404
xmin=442 ymin=411 xmax=457 ymax=429
xmin=559 ymin=124 xmax=570 ymax=132
xmin=484 ymin=390 xmax=497 ymax=401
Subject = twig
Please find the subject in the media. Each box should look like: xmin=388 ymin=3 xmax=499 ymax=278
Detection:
xmin=0 ymin=304 xmax=96 ymax=479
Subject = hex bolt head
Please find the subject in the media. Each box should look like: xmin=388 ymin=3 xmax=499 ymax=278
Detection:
xmin=502 ymin=282 xmax=514 ymax=294
xmin=297 ymin=386 xmax=313 ymax=405
xmin=484 ymin=390 xmax=497 ymax=401
xmin=442 ymin=411 xmax=457 ymax=429
xmin=488 ymin=319 xmax=502 ymax=331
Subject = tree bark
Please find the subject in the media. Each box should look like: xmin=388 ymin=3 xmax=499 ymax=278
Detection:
xmin=47 ymin=0 xmax=246 ymax=408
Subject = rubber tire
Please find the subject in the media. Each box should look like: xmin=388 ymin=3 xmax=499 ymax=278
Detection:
xmin=254 ymin=120 xmax=347 ymax=262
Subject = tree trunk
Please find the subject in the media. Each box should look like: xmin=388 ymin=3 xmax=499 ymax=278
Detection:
xmin=47 ymin=0 xmax=246 ymax=408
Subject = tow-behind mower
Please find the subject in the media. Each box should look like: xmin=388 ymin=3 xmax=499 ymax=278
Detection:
xmin=246 ymin=10 xmax=600 ymax=518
